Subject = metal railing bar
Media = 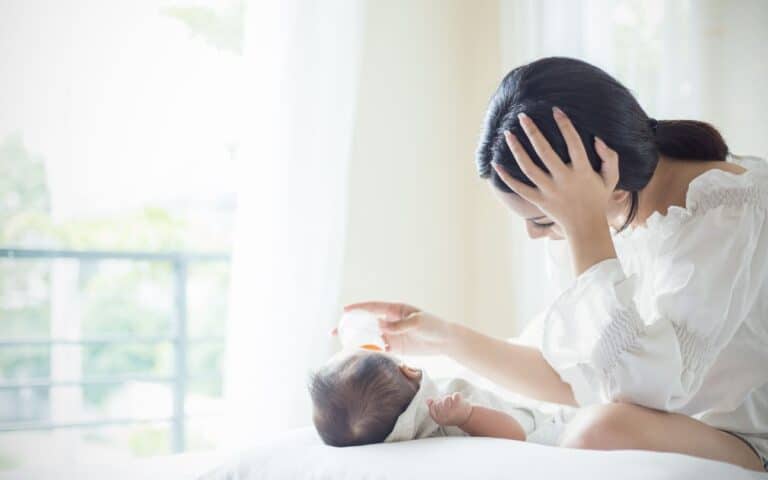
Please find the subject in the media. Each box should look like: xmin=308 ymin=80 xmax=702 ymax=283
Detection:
xmin=171 ymin=258 xmax=188 ymax=452
xmin=0 ymin=336 xmax=225 ymax=347
xmin=0 ymin=248 xmax=229 ymax=262
xmin=0 ymin=375 xmax=173 ymax=389
xmin=0 ymin=412 xmax=225 ymax=433
xmin=0 ymin=373 xmax=221 ymax=389
xmin=0 ymin=417 xmax=175 ymax=433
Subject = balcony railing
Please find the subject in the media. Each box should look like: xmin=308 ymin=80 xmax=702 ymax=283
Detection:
xmin=0 ymin=247 xmax=230 ymax=453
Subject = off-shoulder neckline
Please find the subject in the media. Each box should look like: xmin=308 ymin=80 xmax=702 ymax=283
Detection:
xmin=613 ymin=155 xmax=768 ymax=241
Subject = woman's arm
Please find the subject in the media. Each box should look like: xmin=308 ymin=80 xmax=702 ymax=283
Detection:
xmin=342 ymin=302 xmax=576 ymax=406
xmin=446 ymin=322 xmax=576 ymax=406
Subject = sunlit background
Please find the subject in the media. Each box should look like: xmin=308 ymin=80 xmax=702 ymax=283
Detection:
xmin=1 ymin=0 xmax=767 ymax=472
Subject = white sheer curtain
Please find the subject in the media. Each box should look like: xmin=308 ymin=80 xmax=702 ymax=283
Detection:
xmin=224 ymin=0 xmax=365 ymax=444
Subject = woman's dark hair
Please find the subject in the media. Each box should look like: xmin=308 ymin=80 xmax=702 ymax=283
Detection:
xmin=475 ymin=57 xmax=728 ymax=231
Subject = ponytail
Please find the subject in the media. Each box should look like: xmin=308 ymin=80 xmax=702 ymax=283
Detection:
xmin=653 ymin=120 xmax=729 ymax=161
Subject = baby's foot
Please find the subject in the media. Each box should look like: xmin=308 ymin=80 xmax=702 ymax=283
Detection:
xmin=427 ymin=392 xmax=473 ymax=427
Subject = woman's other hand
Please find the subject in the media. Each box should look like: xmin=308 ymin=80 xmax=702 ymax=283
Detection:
xmin=337 ymin=301 xmax=455 ymax=355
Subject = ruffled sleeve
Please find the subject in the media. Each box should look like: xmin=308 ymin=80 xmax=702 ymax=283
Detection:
xmin=541 ymin=166 xmax=768 ymax=410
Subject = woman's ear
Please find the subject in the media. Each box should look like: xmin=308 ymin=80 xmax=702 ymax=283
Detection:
xmin=610 ymin=189 xmax=630 ymax=205
xmin=607 ymin=189 xmax=632 ymax=225
xmin=398 ymin=364 xmax=422 ymax=381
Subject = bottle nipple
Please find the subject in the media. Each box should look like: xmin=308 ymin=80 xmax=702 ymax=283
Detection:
xmin=359 ymin=344 xmax=383 ymax=352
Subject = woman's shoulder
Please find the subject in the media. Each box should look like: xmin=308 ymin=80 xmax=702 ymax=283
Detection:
xmin=684 ymin=154 xmax=768 ymax=216
xmin=614 ymin=154 xmax=768 ymax=245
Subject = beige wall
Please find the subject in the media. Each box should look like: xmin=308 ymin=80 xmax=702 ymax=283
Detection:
xmin=340 ymin=0 xmax=521 ymax=338
xmin=696 ymin=0 xmax=768 ymax=158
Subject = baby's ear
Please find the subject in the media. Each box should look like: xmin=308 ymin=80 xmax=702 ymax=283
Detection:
xmin=398 ymin=364 xmax=422 ymax=381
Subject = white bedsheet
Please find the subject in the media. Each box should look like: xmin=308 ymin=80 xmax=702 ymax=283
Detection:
xmin=3 ymin=427 xmax=765 ymax=479
xmin=201 ymin=427 xmax=768 ymax=479
xmin=0 ymin=450 xmax=224 ymax=480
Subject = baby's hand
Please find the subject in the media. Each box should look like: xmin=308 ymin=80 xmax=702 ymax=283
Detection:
xmin=427 ymin=392 xmax=473 ymax=427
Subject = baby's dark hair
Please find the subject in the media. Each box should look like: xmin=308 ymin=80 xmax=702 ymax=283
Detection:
xmin=308 ymin=352 xmax=418 ymax=447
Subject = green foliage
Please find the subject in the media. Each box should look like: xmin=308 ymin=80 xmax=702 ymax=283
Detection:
xmin=0 ymin=134 xmax=53 ymax=383
xmin=0 ymin=451 xmax=20 ymax=470
xmin=0 ymin=347 xmax=49 ymax=381
xmin=163 ymin=1 xmax=245 ymax=54
xmin=0 ymin=133 xmax=51 ymax=245
xmin=0 ymin=264 xmax=50 ymax=338
xmin=128 ymin=426 xmax=170 ymax=456
xmin=60 ymin=208 xmax=188 ymax=252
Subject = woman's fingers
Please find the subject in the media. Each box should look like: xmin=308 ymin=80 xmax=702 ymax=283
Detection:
xmin=492 ymin=162 xmax=543 ymax=205
xmin=504 ymin=131 xmax=553 ymax=190
xmin=381 ymin=332 xmax=393 ymax=351
xmin=595 ymin=137 xmax=620 ymax=189
xmin=343 ymin=301 xmax=391 ymax=314
xmin=517 ymin=113 xmax=568 ymax=177
xmin=552 ymin=107 xmax=590 ymax=171
xmin=343 ymin=301 xmax=418 ymax=322
xmin=378 ymin=312 xmax=420 ymax=334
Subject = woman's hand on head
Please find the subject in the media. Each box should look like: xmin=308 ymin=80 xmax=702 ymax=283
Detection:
xmin=492 ymin=107 xmax=620 ymax=237
xmin=338 ymin=301 xmax=455 ymax=356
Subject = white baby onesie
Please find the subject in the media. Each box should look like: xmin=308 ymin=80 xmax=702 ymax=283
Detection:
xmin=384 ymin=371 xmax=571 ymax=445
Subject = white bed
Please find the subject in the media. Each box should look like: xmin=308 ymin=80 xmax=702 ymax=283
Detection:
xmin=3 ymin=336 xmax=766 ymax=479
xmin=0 ymin=450 xmax=224 ymax=480
xmin=5 ymin=426 xmax=765 ymax=479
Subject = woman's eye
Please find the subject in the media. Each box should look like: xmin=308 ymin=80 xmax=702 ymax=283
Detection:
xmin=531 ymin=221 xmax=555 ymax=229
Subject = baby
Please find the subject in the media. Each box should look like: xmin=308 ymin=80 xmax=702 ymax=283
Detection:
xmin=309 ymin=348 xmax=560 ymax=447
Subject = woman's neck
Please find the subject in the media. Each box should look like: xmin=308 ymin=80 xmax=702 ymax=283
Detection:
xmin=633 ymin=156 xmax=679 ymax=226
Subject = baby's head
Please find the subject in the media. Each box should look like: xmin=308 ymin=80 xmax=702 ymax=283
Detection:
xmin=308 ymin=349 xmax=421 ymax=446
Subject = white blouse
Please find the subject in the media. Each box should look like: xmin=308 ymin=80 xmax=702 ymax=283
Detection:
xmin=540 ymin=155 xmax=768 ymax=437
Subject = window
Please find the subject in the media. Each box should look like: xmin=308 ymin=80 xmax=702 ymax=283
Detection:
xmin=0 ymin=0 xmax=243 ymax=469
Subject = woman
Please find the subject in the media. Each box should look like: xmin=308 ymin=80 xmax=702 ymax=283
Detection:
xmin=343 ymin=58 xmax=768 ymax=472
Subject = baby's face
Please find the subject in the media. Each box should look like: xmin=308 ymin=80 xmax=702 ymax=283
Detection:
xmin=326 ymin=349 xmax=422 ymax=388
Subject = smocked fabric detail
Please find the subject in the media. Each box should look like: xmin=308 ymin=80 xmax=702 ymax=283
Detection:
xmin=592 ymin=304 xmax=645 ymax=376
xmin=671 ymin=321 xmax=718 ymax=381
xmin=688 ymin=184 xmax=768 ymax=216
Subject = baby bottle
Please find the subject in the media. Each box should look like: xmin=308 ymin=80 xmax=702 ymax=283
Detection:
xmin=337 ymin=310 xmax=386 ymax=351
